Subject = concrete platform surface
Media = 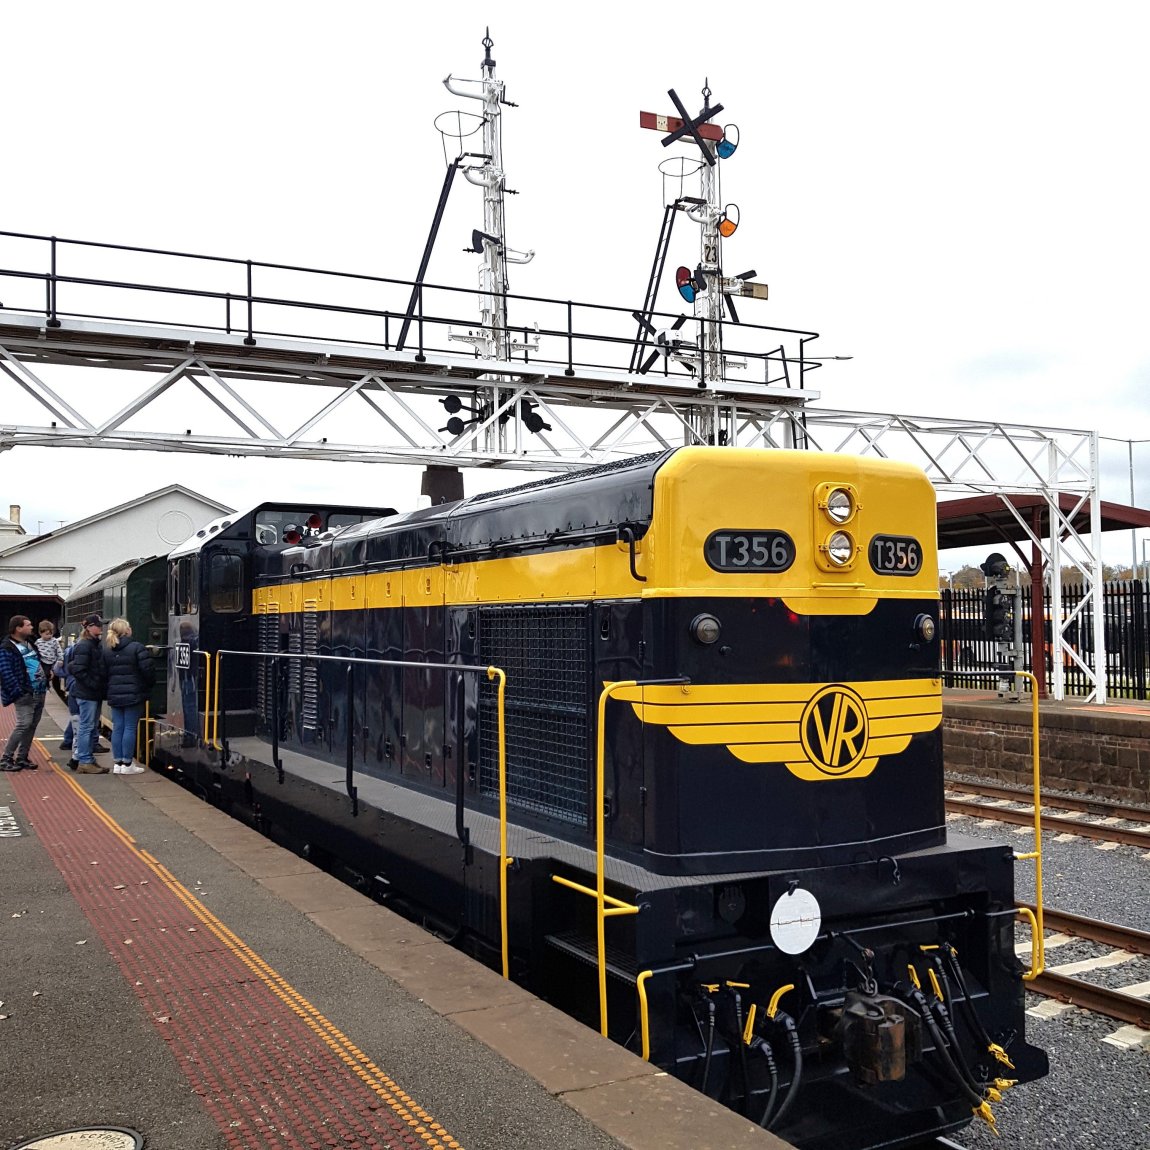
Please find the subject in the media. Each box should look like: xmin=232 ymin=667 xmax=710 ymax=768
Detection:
xmin=0 ymin=705 xmax=790 ymax=1150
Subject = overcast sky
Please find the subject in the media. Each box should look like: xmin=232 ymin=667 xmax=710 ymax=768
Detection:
xmin=2 ymin=1 xmax=1148 ymax=569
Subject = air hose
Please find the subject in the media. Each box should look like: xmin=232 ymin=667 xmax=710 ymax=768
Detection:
xmin=753 ymin=1036 xmax=779 ymax=1129
xmin=903 ymin=986 xmax=986 ymax=1110
xmin=728 ymin=986 xmax=751 ymax=1115
xmin=940 ymin=943 xmax=1014 ymax=1069
xmin=700 ymin=995 xmax=717 ymax=1094
xmin=766 ymin=1013 xmax=804 ymax=1132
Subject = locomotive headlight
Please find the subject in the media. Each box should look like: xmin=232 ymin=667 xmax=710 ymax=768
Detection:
xmin=914 ymin=613 xmax=937 ymax=642
xmin=825 ymin=487 xmax=854 ymax=523
xmin=825 ymin=531 xmax=855 ymax=566
xmin=690 ymin=613 xmax=722 ymax=645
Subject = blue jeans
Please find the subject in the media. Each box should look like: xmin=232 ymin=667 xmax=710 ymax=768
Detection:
xmin=110 ymin=704 xmax=144 ymax=763
xmin=1 ymin=693 xmax=45 ymax=764
xmin=62 ymin=691 xmax=80 ymax=749
xmin=75 ymin=698 xmax=101 ymax=764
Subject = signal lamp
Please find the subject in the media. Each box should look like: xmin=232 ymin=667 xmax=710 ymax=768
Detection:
xmin=442 ymin=395 xmax=463 ymax=414
xmin=520 ymin=400 xmax=552 ymax=434
xmin=824 ymin=487 xmax=854 ymax=524
xmin=306 ymin=513 xmax=323 ymax=531
xmin=914 ymin=614 xmax=937 ymax=643
xmin=825 ymin=531 xmax=854 ymax=566
xmin=984 ymin=587 xmax=1012 ymax=640
xmin=716 ymin=124 xmax=739 ymax=159
xmin=718 ymin=203 xmax=740 ymax=238
xmin=980 ymin=552 xmax=1010 ymax=579
xmin=690 ymin=613 xmax=722 ymax=645
xmin=445 ymin=416 xmax=467 ymax=436
xmin=676 ymin=266 xmax=696 ymax=304
xmin=282 ymin=525 xmax=302 ymax=545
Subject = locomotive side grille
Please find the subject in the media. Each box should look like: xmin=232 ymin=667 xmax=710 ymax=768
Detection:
xmin=256 ymin=603 xmax=279 ymax=723
xmin=287 ymin=631 xmax=302 ymax=694
xmin=301 ymin=600 xmax=319 ymax=732
xmin=478 ymin=604 xmax=591 ymax=825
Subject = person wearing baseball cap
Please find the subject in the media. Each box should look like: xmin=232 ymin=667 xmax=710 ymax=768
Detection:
xmin=69 ymin=615 xmax=109 ymax=773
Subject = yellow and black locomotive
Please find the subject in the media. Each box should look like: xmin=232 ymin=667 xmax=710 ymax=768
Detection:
xmin=157 ymin=447 xmax=1046 ymax=1149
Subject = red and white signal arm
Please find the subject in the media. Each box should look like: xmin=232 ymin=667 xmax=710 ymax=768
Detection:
xmin=639 ymin=111 xmax=724 ymax=141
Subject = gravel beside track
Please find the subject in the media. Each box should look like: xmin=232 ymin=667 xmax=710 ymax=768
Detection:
xmin=945 ymin=786 xmax=1150 ymax=1149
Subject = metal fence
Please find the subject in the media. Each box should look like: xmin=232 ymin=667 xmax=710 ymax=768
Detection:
xmin=939 ymin=581 xmax=1150 ymax=699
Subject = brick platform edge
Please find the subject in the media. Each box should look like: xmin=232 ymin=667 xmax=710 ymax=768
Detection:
xmin=943 ymin=701 xmax=1150 ymax=804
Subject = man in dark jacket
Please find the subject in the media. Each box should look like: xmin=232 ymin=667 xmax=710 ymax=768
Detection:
xmin=69 ymin=614 xmax=110 ymax=774
xmin=0 ymin=615 xmax=49 ymax=770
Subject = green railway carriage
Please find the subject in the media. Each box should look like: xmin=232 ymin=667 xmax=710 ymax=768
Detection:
xmin=65 ymin=555 xmax=168 ymax=714
xmin=154 ymin=447 xmax=1047 ymax=1150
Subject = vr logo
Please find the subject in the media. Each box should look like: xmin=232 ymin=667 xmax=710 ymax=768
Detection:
xmin=800 ymin=684 xmax=870 ymax=776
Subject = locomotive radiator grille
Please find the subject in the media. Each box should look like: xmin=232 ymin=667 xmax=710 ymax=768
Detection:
xmin=301 ymin=600 xmax=319 ymax=732
xmin=256 ymin=604 xmax=279 ymax=723
xmin=478 ymin=604 xmax=591 ymax=826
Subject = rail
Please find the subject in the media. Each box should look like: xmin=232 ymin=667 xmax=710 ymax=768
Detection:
xmin=208 ymin=649 xmax=509 ymax=967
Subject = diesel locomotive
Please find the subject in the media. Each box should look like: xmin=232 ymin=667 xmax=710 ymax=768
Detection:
xmin=153 ymin=447 xmax=1047 ymax=1149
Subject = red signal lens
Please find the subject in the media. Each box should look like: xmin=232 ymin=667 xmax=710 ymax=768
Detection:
xmin=283 ymin=526 xmax=302 ymax=544
xmin=306 ymin=513 xmax=323 ymax=530
xmin=676 ymin=265 xmax=696 ymax=304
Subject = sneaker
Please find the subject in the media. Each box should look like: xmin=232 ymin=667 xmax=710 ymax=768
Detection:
xmin=14 ymin=760 xmax=37 ymax=771
xmin=121 ymin=763 xmax=146 ymax=775
xmin=0 ymin=761 xmax=21 ymax=772
xmin=76 ymin=762 xmax=109 ymax=775
xmin=93 ymin=744 xmax=110 ymax=755
xmin=68 ymin=758 xmax=79 ymax=771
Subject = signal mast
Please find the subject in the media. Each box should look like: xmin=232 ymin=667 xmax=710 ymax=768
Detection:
xmin=635 ymin=85 xmax=768 ymax=439
xmin=442 ymin=30 xmax=535 ymax=361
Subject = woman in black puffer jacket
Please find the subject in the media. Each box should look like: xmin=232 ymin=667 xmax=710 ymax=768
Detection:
xmin=102 ymin=618 xmax=155 ymax=775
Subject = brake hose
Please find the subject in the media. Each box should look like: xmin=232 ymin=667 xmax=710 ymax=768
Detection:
xmin=905 ymin=986 xmax=986 ymax=1110
xmin=754 ymin=1037 xmax=779 ymax=1129
xmin=700 ymin=996 xmax=717 ymax=1095
xmin=766 ymin=1013 xmax=804 ymax=1132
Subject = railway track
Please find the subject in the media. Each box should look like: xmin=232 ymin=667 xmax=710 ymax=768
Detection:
xmin=943 ymin=787 xmax=1150 ymax=850
xmin=944 ymin=776 xmax=1150 ymax=823
xmin=1018 ymin=903 xmax=1150 ymax=1030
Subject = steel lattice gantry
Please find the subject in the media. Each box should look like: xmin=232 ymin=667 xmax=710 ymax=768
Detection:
xmin=0 ymin=311 xmax=1106 ymax=701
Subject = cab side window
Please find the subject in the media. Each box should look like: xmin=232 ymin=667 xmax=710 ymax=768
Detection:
xmin=207 ymin=553 xmax=243 ymax=614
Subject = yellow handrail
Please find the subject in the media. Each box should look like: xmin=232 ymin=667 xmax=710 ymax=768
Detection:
xmin=1011 ymin=669 xmax=1045 ymax=978
xmin=636 ymin=970 xmax=653 ymax=1060
xmin=197 ymin=648 xmax=213 ymax=748
xmin=593 ymin=680 xmax=639 ymax=1035
xmin=489 ymin=666 xmax=510 ymax=979
xmin=550 ymin=874 xmax=640 ymax=917
xmin=138 ymin=701 xmax=154 ymax=768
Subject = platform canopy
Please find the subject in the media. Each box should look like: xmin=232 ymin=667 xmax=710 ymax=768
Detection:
xmin=937 ymin=493 xmax=1150 ymax=552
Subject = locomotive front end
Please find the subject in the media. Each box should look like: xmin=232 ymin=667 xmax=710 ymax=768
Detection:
xmin=604 ymin=448 xmax=1047 ymax=1147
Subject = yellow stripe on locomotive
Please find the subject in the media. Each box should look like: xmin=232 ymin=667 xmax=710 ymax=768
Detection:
xmin=610 ymin=677 xmax=942 ymax=781
xmin=251 ymin=448 xmax=939 ymax=614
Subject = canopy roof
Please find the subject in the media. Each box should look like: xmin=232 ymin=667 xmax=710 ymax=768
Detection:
xmin=937 ymin=493 xmax=1150 ymax=551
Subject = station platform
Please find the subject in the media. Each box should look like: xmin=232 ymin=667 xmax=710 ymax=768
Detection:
xmin=0 ymin=699 xmax=789 ymax=1150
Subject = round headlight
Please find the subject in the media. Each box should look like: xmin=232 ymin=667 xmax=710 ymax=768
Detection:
xmin=825 ymin=531 xmax=854 ymax=566
xmin=690 ymin=613 xmax=722 ymax=645
xmin=914 ymin=613 xmax=936 ymax=642
xmin=825 ymin=488 xmax=854 ymax=523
